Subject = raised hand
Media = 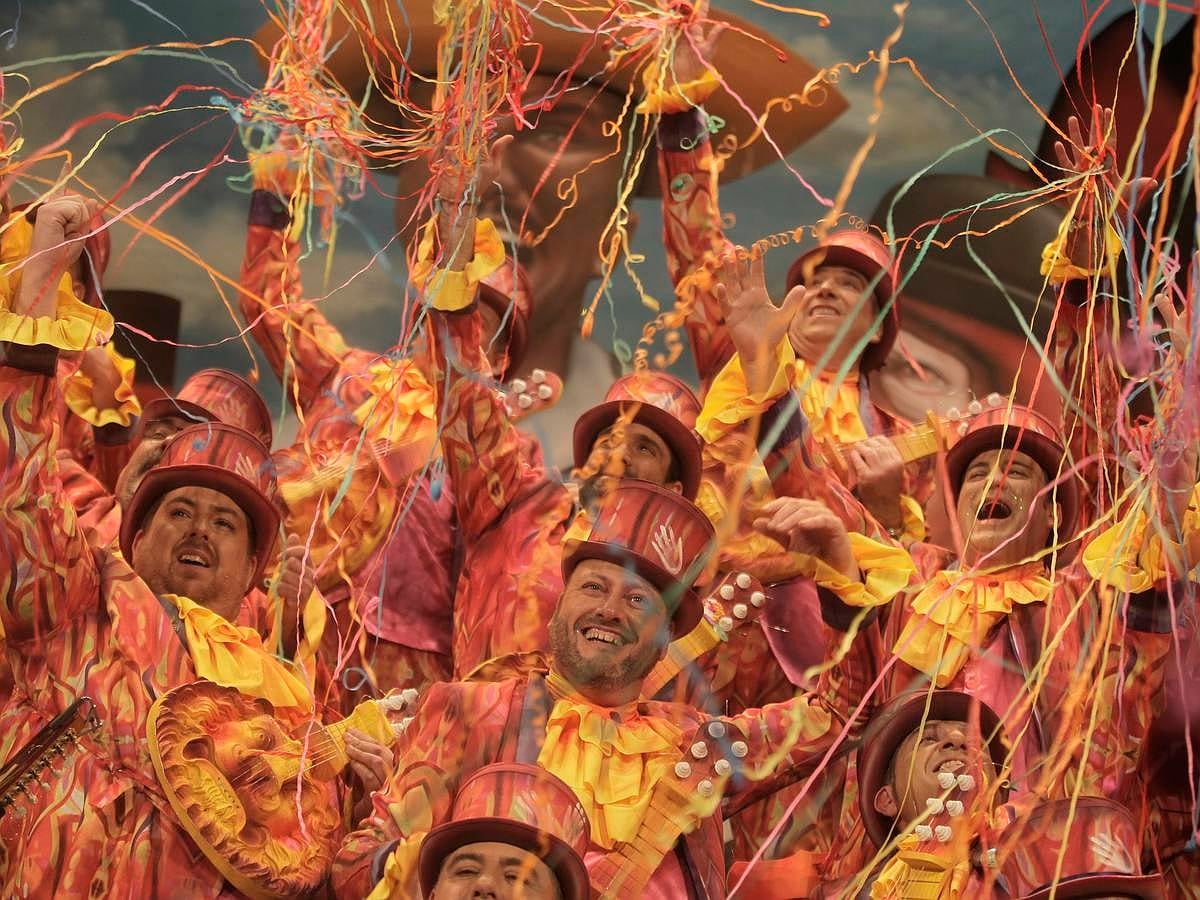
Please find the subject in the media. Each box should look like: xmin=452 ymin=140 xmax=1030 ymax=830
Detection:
xmin=434 ymin=133 xmax=513 ymax=270
xmin=714 ymin=248 xmax=804 ymax=368
xmin=846 ymin=435 xmax=906 ymax=536
xmin=16 ymin=194 xmax=99 ymax=318
xmin=671 ymin=17 xmax=726 ymax=86
xmin=345 ymin=727 xmax=395 ymax=821
xmin=753 ymin=496 xmax=858 ymax=581
xmin=275 ymin=533 xmax=316 ymax=614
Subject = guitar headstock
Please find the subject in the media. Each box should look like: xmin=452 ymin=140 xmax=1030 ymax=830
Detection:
xmin=0 ymin=697 xmax=100 ymax=827
xmin=703 ymin=571 xmax=769 ymax=639
xmin=938 ymin=393 xmax=1005 ymax=441
xmin=665 ymin=719 xmax=750 ymax=817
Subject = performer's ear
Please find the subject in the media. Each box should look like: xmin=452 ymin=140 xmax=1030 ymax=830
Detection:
xmin=874 ymin=784 xmax=899 ymax=818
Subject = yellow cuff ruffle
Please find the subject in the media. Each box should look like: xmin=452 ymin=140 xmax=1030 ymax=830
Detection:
xmin=412 ymin=216 xmax=505 ymax=312
xmin=898 ymin=493 xmax=926 ymax=544
xmin=1083 ymin=485 xmax=1200 ymax=592
xmin=62 ymin=343 xmax=142 ymax=427
xmin=696 ymin=337 xmax=795 ymax=442
xmin=636 ymin=63 xmax=721 ymax=115
xmin=793 ymin=532 xmax=915 ymax=609
xmin=366 ymin=835 xmax=426 ymax=900
xmin=1039 ymin=211 xmax=1121 ymax=285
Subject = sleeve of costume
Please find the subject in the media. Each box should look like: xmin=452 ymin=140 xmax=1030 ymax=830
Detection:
xmin=1082 ymin=484 xmax=1200 ymax=594
xmin=239 ymin=192 xmax=351 ymax=410
xmin=724 ymin=688 xmax=847 ymax=794
xmin=696 ymin=338 xmax=796 ymax=445
xmin=657 ymin=109 xmax=736 ymax=385
xmin=0 ymin=345 xmax=101 ymax=643
xmin=427 ymin=303 xmax=541 ymax=543
xmin=332 ymin=680 xmax=511 ymax=899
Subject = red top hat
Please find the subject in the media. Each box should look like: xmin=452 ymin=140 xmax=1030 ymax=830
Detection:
xmin=120 ymin=422 xmax=281 ymax=583
xmin=786 ymin=228 xmax=898 ymax=372
xmin=994 ymin=797 xmax=1163 ymax=899
xmin=478 ymin=259 xmax=532 ymax=380
xmin=943 ymin=404 xmax=1078 ymax=545
xmin=563 ymin=479 xmax=714 ymax=633
xmin=418 ymin=763 xmax=592 ymax=900
xmin=141 ymin=369 xmax=274 ymax=449
xmin=572 ymin=371 xmax=702 ymax=500
xmin=857 ymin=690 xmax=1008 ymax=849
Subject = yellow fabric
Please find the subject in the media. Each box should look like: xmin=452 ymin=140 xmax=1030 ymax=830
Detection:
xmin=893 ymin=563 xmax=1053 ymax=687
xmin=62 ymin=343 xmax=142 ymax=427
xmin=696 ymin=338 xmax=868 ymax=445
xmin=365 ymin=833 xmax=425 ymax=900
xmin=791 ymin=532 xmax=915 ymax=609
xmin=411 ymin=216 xmax=505 ymax=312
xmin=537 ymin=670 xmax=683 ymax=850
xmin=636 ymin=62 xmax=721 ymax=115
xmin=0 ymin=213 xmax=113 ymax=352
xmin=898 ymin=493 xmax=926 ymax=545
xmin=1083 ymin=484 xmax=1200 ymax=592
xmin=351 ymin=358 xmax=439 ymax=458
xmin=166 ymin=594 xmax=313 ymax=710
xmin=1039 ymin=211 xmax=1122 ymax=285
xmin=871 ymin=836 xmax=970 ymax=900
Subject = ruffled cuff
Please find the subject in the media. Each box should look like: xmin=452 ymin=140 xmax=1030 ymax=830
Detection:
xmin=696 ymin=338 xmax=795 ymax=442
xmin=1083 ymin=485 xmax=1200 ymax=592
xmin=0 ymin=281 xmax=113 ymax=352
xmin=898 ymin=493 xmax=926 ymax=544
xmin=1039 ymin=211 xmax=1121 ymax=285
xmin=637 ymin=64 xmax=721 ymax=115
xmin=792 ymin=532 xmax=914 ymax=609
xmin=62 ymin=343 xmax=142 ymax=427
xmin=412 ymin=216 xmax=505 ymax=312
xmin=366 ymin=835 xmax=426 ymax=900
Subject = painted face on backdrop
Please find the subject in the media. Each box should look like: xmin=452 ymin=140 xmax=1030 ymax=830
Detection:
xmin=547 ymin=558 xmax=671 ymax=703
xmin=955 ymin=448 xmax=1055 ymax=567
xmin=873 ymin=719 xmax=997 ymax=828
xmin=430 ymin=842 xmax=562 ymax=900
xmin=130 ymin=485 xmax=258 ymax=610
xmin=394 ymin=74 xmax=632 ymax=344
xmin=788 ymin=265 xmax=880 ymax=369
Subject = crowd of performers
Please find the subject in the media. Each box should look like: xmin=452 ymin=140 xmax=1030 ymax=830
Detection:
xmin=1 ymin=3 xmax=1198 ymax=899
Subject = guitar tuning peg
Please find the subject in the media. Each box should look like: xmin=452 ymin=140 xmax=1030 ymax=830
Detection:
xmin=718 ymin=584 xmax=735 ymax=601
xmin=530 ymin=369 xmax=547 ymax=384
xmin=750 ymin=591 xmax=765 ymax=608
xmin=717 ymin=616 xmax=734 ymax=633
xmin=516 ymin=394 xmax=533 ymax=409
xmin=697 ymin=779 xmax=714 ymax=797
xmin=707 ymin=721 xmax=727 ymax=739
xmin=934 ymin=825 xmax=953 ymax=843
xmin=735 ymin=573 xmax=751 ymax=590
xmin=946 ymin=407 xmax=961 ymax=420
xmin=690 ymin=741 xmax=709 ymax=760
xmin=967 ymin=399 xmax=982 ymax=415
xmin=714 ymin=759 xmax=732 ymax=777
xmin=957 ymin=422 xmax=969 ymax=437
xmin=986 ymin=392 xmax=1003 ymax=408
xmin=536 ymin=384 xmax=553 ymax=400
xmin=914 ymin=824 xmax=933 ymax=841
xmin=509 ymin=378 xmax=527 ymax=394
xmin=732 ymin=603 xmax=748 ymax=620
xmin=675 ymin=761 xmax=692 ymax=779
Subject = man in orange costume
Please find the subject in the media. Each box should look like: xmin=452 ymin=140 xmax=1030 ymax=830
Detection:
xmin=334 ymin=479 xmax=860 ymax=899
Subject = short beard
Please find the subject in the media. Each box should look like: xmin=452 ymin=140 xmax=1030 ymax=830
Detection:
xmin=547 ymin=611 xmax=665 ymax=697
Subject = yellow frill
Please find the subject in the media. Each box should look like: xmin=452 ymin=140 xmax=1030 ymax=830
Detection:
xmin=1082 ymin=484 xmax=1200 ymax=593
xmin=697 ymin=338 xmax=868 ymax=445
xmin=351 ymin=357 xmax=439 ymax=464
xmin=791 ymin=532 xmax=915 ymax=609
xmin=871 ymin=836 xmax=970 ymax=900
xmin=636 ymin=60 xmax=721 ymax=115
xmin=537 ymin=670 xmax=683 ymax=850
xmin=411 ymin=216 xmax=505 ymax=313
xmin=1039 ymin=211 xmax=1121 ymax=285
xmin=62 ymin=342 xmax=142 ymax=427
xmin=166 ymin=593 xmax=313 ymax=710
xmin=893 ymin=564 xmax=1053 ymax=687
xmin=899 ymin=493 xmax=927 ymax=545
xmin=365 ymin=833 xmax=425 ymax=900
xmin=0 ymin=213 xmax=113 ymax=352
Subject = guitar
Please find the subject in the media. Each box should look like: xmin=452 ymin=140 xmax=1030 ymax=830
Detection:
xmin=641 ymin=571 xmax=768 ymax=701
xmin=0 ymin=697 xmax=101 ymax=824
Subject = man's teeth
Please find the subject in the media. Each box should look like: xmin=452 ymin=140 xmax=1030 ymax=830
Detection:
xmin=583 ymin=627 xmax=619 ymax=645
xmin=179 ymin=553 xmax=208 ymax=567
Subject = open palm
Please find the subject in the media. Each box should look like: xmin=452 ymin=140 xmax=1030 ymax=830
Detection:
xmin=713 ymin=249 xmax=804 ymax=361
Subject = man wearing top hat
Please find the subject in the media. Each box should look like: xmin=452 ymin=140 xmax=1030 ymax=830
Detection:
xmin=335 ymin=478 xmax=863 ymax=899
xmin=0 ymin=194 xmax=392 ymax=896
xmin=260 ymin=0 xmax=844 ymax=469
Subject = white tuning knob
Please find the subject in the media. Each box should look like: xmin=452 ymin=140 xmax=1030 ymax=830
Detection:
xmin=537 ymin=384 xmax=553 ymax=400
xmin=718 ymin=616 xmax=734 ymax=632
xmin=936 ymin=772 xmax=957 ymax=790
xmin=517 ymin=394 xmax=533 ymax=409
xmin=510 ymin=379 xmax=527 ymax=394
xmin=731 ymin=741 xmax=748 ymax=758
xmin=697 ymin=779 xmax=714 ymax=797
xmin=946 ymin=407 xmax=961 ymax=420
xmin=957 ymin=422 xmax=969 ymax=437
xmin=946 ymin=800 xmax=964 ymax=817
xmin=986 ymin=392 xmax=1002 ymax=407
xmin=691 ymin=742 xmax=708 ymax=760
xmin=956 ymin=774 xmax=975 ymax=792
xmin=735 ymin=573 xmax=752 ymax=589
xmin=967 ymin=399 xmax=982 ymax=415
xmin=714 ymin=759 xmax=732 ymax=777
xmin=926 ymin=797 xmax=945 ymax=814
xmin=675 ymin=761 xmax=692 ymax=779
xmin=733 ymin=603 xmax=748 ymax=619
xmin=531 ymin=369 xmax=546 ymax=384
xmin=719 ymin=584 xmax=735 ymax=601
xmin=934 ymin=825 xmax=952 ymax=843
xmin=750 ymin=591 xmax=766 ymax=607
xmin=914 ymin=825 xmax=933 ymax=841
xmin=707 ymin=721 xmax=726 ymax=739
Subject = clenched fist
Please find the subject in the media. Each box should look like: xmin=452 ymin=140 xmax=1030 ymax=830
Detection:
xmin=754 ymin=497 xmax=859 ymax=581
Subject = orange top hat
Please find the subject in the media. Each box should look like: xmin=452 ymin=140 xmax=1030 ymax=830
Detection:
xmin=418 ymin=763 xmax=592 ymax=900
xmin=943 ymin=403 xmax=1078 ymax=544
xmin=994 ymin=797 xmax=1163 ymax=900
xmin=478 ymin=259 xmax=533 ymax=380
xmin=563 ymin=479 xmax=714 ymax=632
xmin=120 ymin=422 xmax=281 ymax=582
xmin=254 ymin=2 xmax=846 ymax=196
xmin=141 ymin=368 xmax=274 ymax=449
xmin=786 ymin=228 xmax=898 ymax=372
xmin=572 ymin=371 xmax=702 ymax=499
xmin=857 ymin=690 xmax=1008 ymax=849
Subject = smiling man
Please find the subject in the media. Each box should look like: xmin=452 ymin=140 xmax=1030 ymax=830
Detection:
xmin=334 ymin=479 xmax=854 ymax=899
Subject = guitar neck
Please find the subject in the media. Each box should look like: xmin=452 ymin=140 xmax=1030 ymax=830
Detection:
xmin=888 ymin=426 xmax=940 ymax=464
xmin=277 ymin=700 xmax=394 ymax=782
